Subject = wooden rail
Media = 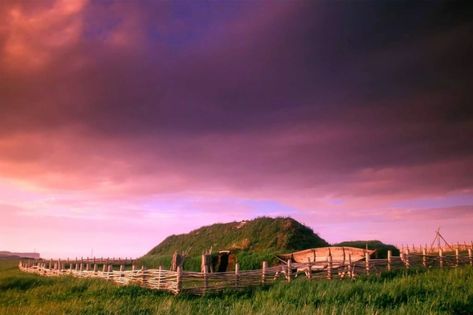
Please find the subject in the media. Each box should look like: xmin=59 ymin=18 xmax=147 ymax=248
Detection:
xmin=19 ymin=247 xmax=473 ymax=296
xmin=398 ymin=242 xmax=473 ymax=254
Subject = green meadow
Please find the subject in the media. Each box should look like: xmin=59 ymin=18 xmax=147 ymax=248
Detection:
xmin=1 ymin=259 xmax=472 ymax=315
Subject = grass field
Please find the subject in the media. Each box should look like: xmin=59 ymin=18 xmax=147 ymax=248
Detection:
xmin=1 ymin=259 xmax=473 ymax=315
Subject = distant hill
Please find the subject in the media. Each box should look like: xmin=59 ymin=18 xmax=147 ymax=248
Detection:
xmin=0 ymin=251 xmax=40 ymax=259
xmin=334 ymin=240 xmax=399 ymax=258
xmin=141 ymin=217 xmax=328 ymax=270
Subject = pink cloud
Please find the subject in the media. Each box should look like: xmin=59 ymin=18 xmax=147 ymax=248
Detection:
xmin=0 ymin=1 xmax=472 ymax=257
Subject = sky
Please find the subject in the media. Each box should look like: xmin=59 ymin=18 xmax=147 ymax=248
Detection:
xmin=1 ymin=0 xmax=472 ymax=259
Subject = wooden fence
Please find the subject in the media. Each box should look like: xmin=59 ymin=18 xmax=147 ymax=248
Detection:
xmin=19 ymin=247 xmax=473 ymax=296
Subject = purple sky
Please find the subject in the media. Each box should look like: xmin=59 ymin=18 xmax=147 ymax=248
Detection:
xmin=1 ymin=0 xmax=472 ymax=258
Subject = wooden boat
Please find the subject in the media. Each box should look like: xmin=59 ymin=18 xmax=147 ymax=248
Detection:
xmin=277 ymin=246 xmax=375 ymax=264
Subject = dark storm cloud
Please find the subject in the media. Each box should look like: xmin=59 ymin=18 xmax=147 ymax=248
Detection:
xmin=0 ymin=0 xmax=472 ymax=195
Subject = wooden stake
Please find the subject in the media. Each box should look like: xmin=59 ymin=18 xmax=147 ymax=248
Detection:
xmin=439 ymin=248 xmax=443 ymax=268
xmin=141 ymin=266 xmax=145 ymax=285
xmin=468 ymin=248 xmax=472 ymax=266
xmin=405 ymin=249 xmax=410 ymax=269
xmin=455 ymin=248 xmax=459 ymax=267
xmin=307 ymin=257 xmax=312 ymax=280
xmin=348 ymin=253 xmax=353 ymax=279
xmin=422 ymin=247 xmax=427 ymax=268
xmin=201 ymin=254 xmax=207 ymax=273
xmin=235 ymin=263 xmax=240 ymax=288
xmin=365 ymin=252 xmax=370 ymax=276
xmin=203 ymin=261 xmax=208 ymax=295
xmin=327 ymin=254 xmax=333 ymax=280
xmin=157 ymin=266 xmax=162 ymax=289
xmin=287 ymin=259 xmax=292 ymax=282
xmin=387 ymin=250 xmax=392 ymax=272
xmin=262 ymin=261 xmax=267 ymax=285
xmin=176 ymin=266 xmax=182 ymax=295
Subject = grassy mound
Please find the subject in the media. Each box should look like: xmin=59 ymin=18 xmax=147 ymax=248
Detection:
xmin=141 ymin=217 xmax=328 ymax=270
xmin=334 ymin=240 xmax=400 ymax=258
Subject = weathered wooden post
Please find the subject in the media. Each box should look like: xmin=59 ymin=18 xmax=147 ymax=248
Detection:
xmin=203 ymin=262 xmax=208 ymax=295
xmin=132 ymin=264 xmax=136 ymax=272
xmin=365 ymin=252 xmax=370 ymax=276
xmin=422 ymin=247 xmax=427 ymax=268
xmin=235 ymin=263 xmax=240 ymax=288
xmin=262 ymin=261 xmax=267 ymax=285
xmin=387 ymin=250 xmax=392 ymax=272
xmin=348 ymin=253 xmax=354 ymax=279
xmin=307 ymin=257 xmax=312 ymax=279
xmin=49 ymin=259 xmax=52 ymax=270
xmin=468 ymin=248 xmax=473 ymax=266
xmin=102 ymin=263 xmax=107 ymax=273
xmin=405 ymin=249 xmax=410 ymax=270
xmin=287 ymin=259 xmax=292 ymax=282
xmin=141 ymin=265 xmax=145 ymax=286
xmin=439 ymin=248 xmax=444 ymax=268
xmin=157 ymin=266 xmax=162 ymax=289
xmin=176 ymin=265 xmax=182 ymax=295
xmin=455 ymin=248 xmax=459 ymax=267
xmin=109 ymin=264 xmax=114 ymax=280
xmin=327 ymin=253 xmax=333 ymax=280
xmin=201 ymin=254 xmax=208 ymax=294
xmin=93 ymin=263 xmax=98 ymax=273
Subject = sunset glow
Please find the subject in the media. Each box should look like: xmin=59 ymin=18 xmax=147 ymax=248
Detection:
xmin=1 ymin=1 xmax=472 ymax=258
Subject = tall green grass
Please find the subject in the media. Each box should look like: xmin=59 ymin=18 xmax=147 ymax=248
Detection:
xmin=1 ymin=259 xmax=472 ymax=314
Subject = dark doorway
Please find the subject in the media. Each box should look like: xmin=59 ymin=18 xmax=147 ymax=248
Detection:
xmin=217 ymin=251 xmax=229 ymax=272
